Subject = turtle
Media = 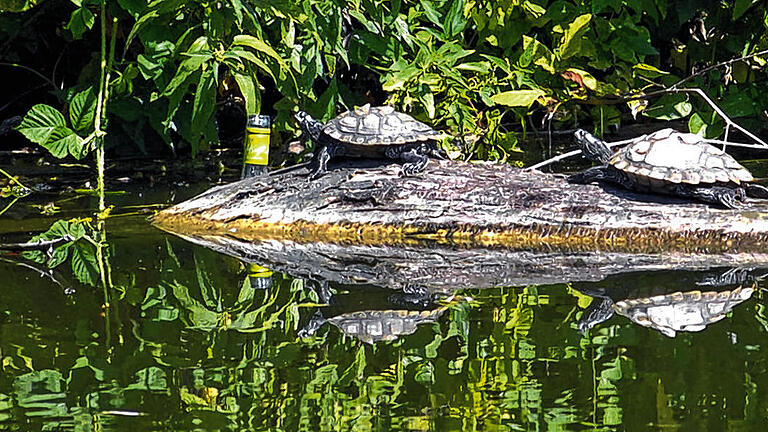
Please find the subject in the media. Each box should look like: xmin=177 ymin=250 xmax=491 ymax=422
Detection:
xmin=568 ymin=128 xmax=768 ymax=208
xmin=297 ymin=283 xmax=457 ymax=344
xmin=299 ymin=308 xmax=452 ymax=344
xmin=295 ymin=104 xmax=446 ymax=179
xmin=577 ymin=286 xmax=754 ymax=337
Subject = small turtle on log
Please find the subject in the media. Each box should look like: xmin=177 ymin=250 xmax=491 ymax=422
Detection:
xmin=295 ymin=104 xmax=446 ymax=179
xmin=569 ymin=128 xmax=768 ymax=208
xmin=577 ymin=286 xmax=755 ymax=337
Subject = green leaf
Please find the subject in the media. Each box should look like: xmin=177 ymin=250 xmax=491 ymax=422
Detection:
xmin=733 ymin=0 xmax=759 ymax=19
xmin=491 ymin=89 xmax=544 ymax=108
xmin=421 ymin=92 xmax=435 ymax=118
xmin=455 ymin=61 xmax=491 ymax=74
xmin=189 ymin=67 xmax=216 ymax=155
xmin=71 ymin=245 xmax=98 ymax=286
xmin=688 ymin=112 xmax=707 ymax=135
xmin=633 ymin=63 xmax=669 ymax=78
xmin=69 ymin=87 xmax=97 ymax=133
xmin=444 ymin=0 xmax=466 ymax=37
xmin=231 ymin=35 xmax=285 ymax=67
xmin=522 ymin=36 xmax=555 ymax=73
xmin=45 ymin=127 xmax=85 ymax=159
xmin=644 ymin=94 xmax=692 ymax=120
xmin=230 ymin=48 xmax=276 ymax=83
xmin=420 ymin=1 xmax=444 ymax=30
xmin=16 ymin=104 xmax=67 ymax=146
xmin=163 ymin=54 xmax=210 ymax=96
xmin=232 ymin=72 xmax=259 ymax=114
xmin=66 ymin=7 xmax=94 ymax=39
xmin=557 ymin=14 xmax=592 ymax=60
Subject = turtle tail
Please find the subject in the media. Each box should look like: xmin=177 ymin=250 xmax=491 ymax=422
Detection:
xmin=575 ymin=129 xmax=613 ymax=164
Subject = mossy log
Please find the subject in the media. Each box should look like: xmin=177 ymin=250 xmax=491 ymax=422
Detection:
xmin=153 ymin=159 xmax=768 ymax=256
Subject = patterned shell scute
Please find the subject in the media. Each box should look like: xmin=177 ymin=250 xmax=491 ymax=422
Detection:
xmin=613 ymin=287 xmax=754 ymax=337
xmin=610 ymin=128 xmax=754 ymax=185
xmin=323 ymin=104 xmax=443 ymax=145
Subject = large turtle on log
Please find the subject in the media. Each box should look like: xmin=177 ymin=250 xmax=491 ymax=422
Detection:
xmin=295 ymin=104 xmax=446 ymax=179
xmin=568 ymin=128 xmax=768 ymax=208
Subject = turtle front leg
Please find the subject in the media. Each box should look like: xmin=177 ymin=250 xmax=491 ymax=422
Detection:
xmin=308 ymin=143 xmax=335 ymax=180
xmin=388 ymin=145 xmax=430 ymax=176
xmin=577 ymin=296 xmax=615 ymax=335
xmin=568 ymin=165 xmax=635 ymax=190
xmin=671 ymin=185 xmax=744 ymax=209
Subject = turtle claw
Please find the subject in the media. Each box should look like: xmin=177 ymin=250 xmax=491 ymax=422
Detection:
xmin=397 ymin=147 xmax=429 ymax=176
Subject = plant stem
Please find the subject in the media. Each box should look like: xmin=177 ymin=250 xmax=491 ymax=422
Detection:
xmin=93 ymin=3 xmax=110 ymax=215
xmin=0 ymin=168 xmax=29 ymax=189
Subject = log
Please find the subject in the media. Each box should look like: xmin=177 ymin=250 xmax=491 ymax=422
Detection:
xmin=153 ymin=159 xmax=768 ymax=256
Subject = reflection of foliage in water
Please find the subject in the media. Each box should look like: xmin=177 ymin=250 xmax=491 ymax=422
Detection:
xmin=1 ymin=236 xmax=768 ymax=430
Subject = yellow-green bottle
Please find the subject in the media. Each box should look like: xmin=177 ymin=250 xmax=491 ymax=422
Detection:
xmin=247 ymin=263 xmax=273 ymax=290
xmin=241 ymin=114 xmax=271 ymax=178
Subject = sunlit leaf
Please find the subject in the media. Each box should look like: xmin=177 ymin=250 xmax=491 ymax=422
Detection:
xmin=16 ymin=104 xmax=66 ymax=147
xmin=633 ymin=63 xmax=669 ymax=78
xmin=232 ymin=34 xmax=285 ymax=67
xmin=557 ymin=14 xmax=591 ymax=60
xmin=65 ymin=7 xmax=94 ymax=39
xmin=69 ymin=87 xmax=97 ymax=134
xmin=491 ymin=89 xmax=544 ymax=108
xmin=232 ymin=71 xmax=259 ymax=114
xmin=45 ymin=127 xmax=85 ymax=159
xmin=522 ymin=36 xmax=555 ymax=73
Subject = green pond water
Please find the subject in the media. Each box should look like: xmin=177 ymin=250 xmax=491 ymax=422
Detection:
xmin=2 ymin=179 xmax=768 ymax=432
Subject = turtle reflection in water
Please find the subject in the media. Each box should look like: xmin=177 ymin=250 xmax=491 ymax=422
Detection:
xmin=578 ymin=286 xmax=755 ymax=337
xmin=299 ymin=285 xmax=460 ymax=344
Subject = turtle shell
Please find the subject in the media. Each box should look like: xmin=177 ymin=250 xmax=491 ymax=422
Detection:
xmin=613 ymin=286 xmax=754 ymax=337
xmin=322 ymin=104 xmax=444 ymax=145
xmin=609 ymin=128 xmax=754 ymax=187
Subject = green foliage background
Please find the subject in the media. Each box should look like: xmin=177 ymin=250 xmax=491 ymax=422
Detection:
xmin=2 ymin=0 xmax=768 ymax=163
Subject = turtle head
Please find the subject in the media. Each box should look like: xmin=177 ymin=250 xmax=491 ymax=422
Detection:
xmin=573 ymin=129 xmax=592 ymax=144
xmin=295 ymin=111 xmax=323 ymax=142
xmin=574 ymin=128 xmax=612 ymax=164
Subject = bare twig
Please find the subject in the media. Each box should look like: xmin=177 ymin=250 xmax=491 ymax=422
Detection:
xmin=526 ymin=134 xmax=768 ymax=172
xmin=525 ymin=138 xmax=636 ymax=171
xmin=0 ymin=235 xmax=74 ymax=252
xmin=0 ymin=62 xmax=57 ymax=90
xmin=671 ymin=88 xmax=767 ymax=148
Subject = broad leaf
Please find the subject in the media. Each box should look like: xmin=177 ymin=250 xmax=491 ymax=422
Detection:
xmin=69 ymin=87 xmax=97 ymax=133
xmin=522 ymin=36 xmax=555 ymax=73
xmin=45 ymin=127 xmax=85 ymax=159
xmin=232 ymin=71 xmax=260 ymax=114
xmin=491 ymin=89 xmax=544 ymax=108
xmin=71 ymin=245 xmax=99 ymax=286
xmin=189 ymin=67 xmax=216 ymax=155
xmin=16 ymin=104 xmax=67 ymax=146
xmin=66 ymin=7 xmax=94 ymax=39
xmin=557 ymin=14 xmax=592 ymax=60
xmin=232 ymin=35 xmax=285 ymax=67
